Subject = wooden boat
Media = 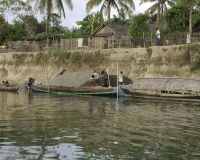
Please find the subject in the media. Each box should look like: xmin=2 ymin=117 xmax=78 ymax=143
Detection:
xmin=32 ymin=84 xmax=116 ymax=96
xmin=0 ymin=85 xmax=19 ymax=92
xmin=121 ymin=78 xmax=200 ymax=102
xmin=113 ymin=84 xmax=132 ymax=97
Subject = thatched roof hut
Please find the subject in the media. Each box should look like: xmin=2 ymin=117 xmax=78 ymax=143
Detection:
xmin=91 ymin=24 xmax=129 ymax=48
xmin=92 ymin=24 xmax=129 ymax=38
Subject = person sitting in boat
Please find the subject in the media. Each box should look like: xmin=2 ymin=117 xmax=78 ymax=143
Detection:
xmin=4 ymin=80 xmax=10 ymax=87
xmin=89 ymin=75 xmax=95 ymax=87
xmin=92 ymin=70 xmax=100 ymax=86
xmin=28 ymin=77 xmax=34 ymax=87
xmin=101 ymin=71 xmax=109 ymax=87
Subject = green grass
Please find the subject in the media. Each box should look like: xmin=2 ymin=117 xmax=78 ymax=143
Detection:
xmin=146 ymin=48 xmax=152 ymax=58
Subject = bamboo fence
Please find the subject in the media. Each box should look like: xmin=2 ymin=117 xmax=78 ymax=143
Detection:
xmin=1 ymin=32 xmax=200 ymax=53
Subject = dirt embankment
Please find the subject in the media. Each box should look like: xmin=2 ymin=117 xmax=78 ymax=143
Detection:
xmin=0 ymin=43 xmax=200 ymax=84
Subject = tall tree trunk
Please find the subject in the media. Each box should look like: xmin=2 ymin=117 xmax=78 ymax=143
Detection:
xmin=46 ymin=13 xmax=51 ymax=34
xmin=46 ymin=14 xmax=50 ymax=47
xmin=107 ymin=2 xmax=111 ymax=20
xmin=46 ymin=18 xmax=48 ymax=34
xmin=156 ymin=0 xmax=160 ymax=28
xmin=161 ymin=3 xmax=163 ymax=14
xmin=91 ymin=23 xmax=94 ymax=35
xmin=189 ymin=7 xmax=192 ymax=33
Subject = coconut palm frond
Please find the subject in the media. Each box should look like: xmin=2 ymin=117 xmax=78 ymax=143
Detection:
xmin=118 ymin=0 xmax=135 ymax=11
xmin=86 ymin=0 xmax=102 ymax=14
xmin=30 ymin=0 xmax=73 ymax=33
xmin=166 ymin=0 xmax=176 ymax=7
xmin=64 ymin=0 xmax=73 ymax=10
xmin=146 ymin=3 xmax=158 ymax=15
xmin=110 ymin=0 xmax=120 ymax=13
xmin=100 ymin=2 xmax=108 ymax=18
xmin=122 ymin=0 xmax=135 ymax=8
xmin=140 ymin=0 xmax=157 ymax=5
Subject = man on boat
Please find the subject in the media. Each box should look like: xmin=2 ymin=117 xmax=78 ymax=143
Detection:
xmin=101 ymin=71 xmax=109 ymax=87
xmin=25 ymin=77 xmax=34 ymax=94
xmin=92 ymin=70 xmax=100 ymax=86
xmin=118 ymin=71 xmax=124 ymax=85
xmin=28 ymin=77 xmax=34 ymax=87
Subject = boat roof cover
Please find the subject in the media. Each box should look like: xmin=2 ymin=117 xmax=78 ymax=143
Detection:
xmin=132 ymin=78 xmax=200 ymax=92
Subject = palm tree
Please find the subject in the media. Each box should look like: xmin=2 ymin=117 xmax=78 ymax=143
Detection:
xmin=86 ymin=0 xmax=135 ymax=20
xmin=140 ymin=0 xmax=175 ymax=14
xmin=140 ymin=0 xmax=175 ymax=27
xmin=118 ymin=7 xmax=133 ymax=20
xmin=27 ymin=0 xmax=73 ymax=33
xmin=176 ymin=0 xmax=200 ymax=33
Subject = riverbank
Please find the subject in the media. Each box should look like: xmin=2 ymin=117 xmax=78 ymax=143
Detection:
xmin=0 ymin=43 xmax=200 ymax=84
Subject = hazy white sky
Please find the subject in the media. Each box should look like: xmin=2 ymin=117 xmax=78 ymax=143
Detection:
xmin=58 ymin=0 xmax=153 ymax=29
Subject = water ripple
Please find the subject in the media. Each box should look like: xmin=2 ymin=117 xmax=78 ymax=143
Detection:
xmin=0 ymin=92 xmax=199 ymax=159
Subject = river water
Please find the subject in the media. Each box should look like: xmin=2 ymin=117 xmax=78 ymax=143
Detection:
xmin=0 ymin=91 xmax=200 ymax=160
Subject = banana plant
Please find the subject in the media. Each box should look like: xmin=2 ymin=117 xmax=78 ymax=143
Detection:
xmin=76 ymin=11 xmax=104 ymax=36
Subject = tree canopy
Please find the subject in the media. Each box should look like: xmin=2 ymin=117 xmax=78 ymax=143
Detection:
xmin=164 ymin=4 xmax=189 ymax=32
xmin=86 ymin=0 xmax=135 ymax=20
xmin=129 ymin=13 xmax=150 ymax=38
xmin=28 ymin=0 xmax=73 ymax=33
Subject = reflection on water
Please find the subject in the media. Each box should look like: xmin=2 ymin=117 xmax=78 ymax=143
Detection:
xmin=0 ymin=91 xmax=200 ymax=159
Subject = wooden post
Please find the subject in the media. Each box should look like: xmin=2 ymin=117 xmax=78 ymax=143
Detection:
xmin=106 ymin=69 xmax=111 ymax=87
xmin=117 ymin=61 xmax=119 ymax=103
xmin=143 ymin=32 xmax=145 ymax=48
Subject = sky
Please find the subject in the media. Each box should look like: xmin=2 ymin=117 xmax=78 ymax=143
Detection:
xmin=58 ymin=0 xmax=153 ymax=29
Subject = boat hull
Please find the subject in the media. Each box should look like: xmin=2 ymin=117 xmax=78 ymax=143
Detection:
xmin=0 ymin=85 xmax=19 ymax=92
xmin=32 ymin=85 xmax=116 ymax=96
xmin=113 ymin=84 xmax=133 ymax=97
xmin=122 ymin=87 xmax=200 ymax=102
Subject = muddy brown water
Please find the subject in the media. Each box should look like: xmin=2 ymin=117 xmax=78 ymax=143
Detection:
xmin=0 ymin=91 xmax=199 ymax=159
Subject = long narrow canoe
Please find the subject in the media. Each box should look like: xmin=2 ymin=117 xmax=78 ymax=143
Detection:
xmin=32 ymin=85 xmax=116 ymax=96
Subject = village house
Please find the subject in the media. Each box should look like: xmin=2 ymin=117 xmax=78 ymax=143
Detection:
xmin=91 ymin=23 xmax=130 ymax=49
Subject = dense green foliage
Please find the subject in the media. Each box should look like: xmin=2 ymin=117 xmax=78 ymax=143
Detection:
xmin=50 ymin=13 xmax=69 ymax=34
xmin=105 ymin=15 xmax=130 ymax=26
xmin=193 ymin=9 xmax=200 ymax=26
xmin=164 ymin=4 xmax=189 ymax=32
xmin=0 ymin=16 xmax=11 ymax=45
xmin=129 ymin=14 xmax=150 ymax=38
